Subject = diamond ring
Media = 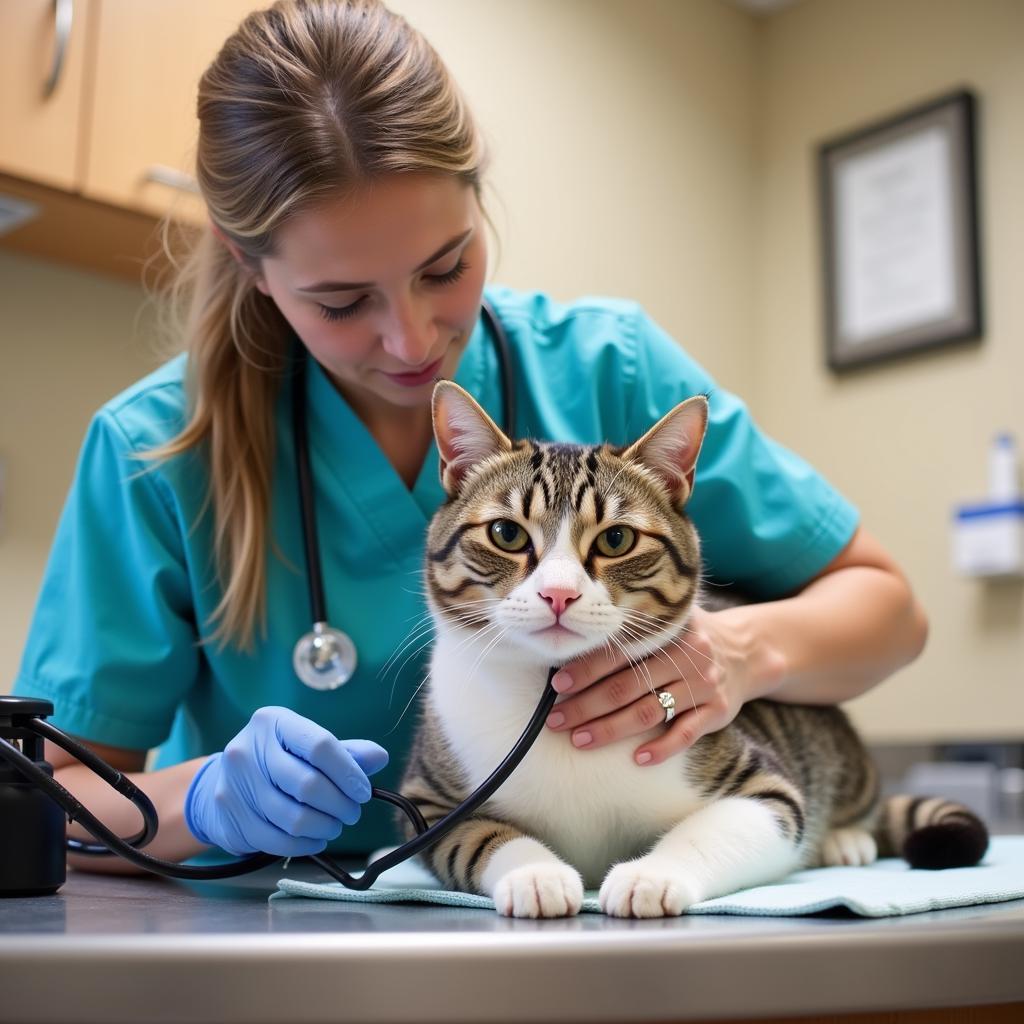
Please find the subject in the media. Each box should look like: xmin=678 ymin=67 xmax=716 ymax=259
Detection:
xmin=656 ymin=689 xmax=676 ymax=724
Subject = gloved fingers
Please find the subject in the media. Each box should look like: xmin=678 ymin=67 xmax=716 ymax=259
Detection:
xmin=340 ymin=739 xmax=390 ymax=777
xmin=258 ymin=781 xmax=358 ymax=841
xmin=271 ymin=712 xmax=376 ymax=803
xmin=264 ymin=743 xmax=363 ymax=826
xmin=232 ymin=814 xmax=331 ymax=858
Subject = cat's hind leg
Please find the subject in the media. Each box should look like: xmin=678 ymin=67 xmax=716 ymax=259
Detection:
xmin=600 ymin=795 xmax=803 ymax=918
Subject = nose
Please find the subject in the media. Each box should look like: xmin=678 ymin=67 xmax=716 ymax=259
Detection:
xmin=381 ymin=296 xmax=437 ymax=366
xmin=538 ymin=584 xmax=581 ymax=619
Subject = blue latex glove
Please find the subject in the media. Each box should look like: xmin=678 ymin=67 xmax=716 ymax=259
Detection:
xmin=184 ymin=706 xmax=389 ymax=856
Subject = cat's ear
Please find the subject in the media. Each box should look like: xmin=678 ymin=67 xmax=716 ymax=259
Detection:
xmin=622 ymin=395 xmax=708 ymax=506
xmin=432 ymin=380 xmax=513 ymax=496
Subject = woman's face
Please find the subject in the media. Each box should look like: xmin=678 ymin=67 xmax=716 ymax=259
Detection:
xmin=254 ymin=174 xmax=488 ymax=417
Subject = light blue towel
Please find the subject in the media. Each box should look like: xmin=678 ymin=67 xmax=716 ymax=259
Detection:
xmin=271 ymin=834 xmax=1024 ymax=917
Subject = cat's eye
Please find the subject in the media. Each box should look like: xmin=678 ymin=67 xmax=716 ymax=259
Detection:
xmin=489 ymin=519 xmax=530 ymax=553
xmin=594 ymin=525 xmax=637 ymax=558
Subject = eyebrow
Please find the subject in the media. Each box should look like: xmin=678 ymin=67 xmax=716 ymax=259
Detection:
xmin=295 ymin=229 xmax=473 ymax=293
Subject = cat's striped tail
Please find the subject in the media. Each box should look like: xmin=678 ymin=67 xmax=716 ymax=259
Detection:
xmin=878 ymin=794 xmax=989 ymax=869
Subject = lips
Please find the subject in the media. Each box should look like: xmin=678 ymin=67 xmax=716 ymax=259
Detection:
xmin=382 ymin=357 xmax=445 ymax=387
xmin=534 ymin=623 xmax=580 ymax=638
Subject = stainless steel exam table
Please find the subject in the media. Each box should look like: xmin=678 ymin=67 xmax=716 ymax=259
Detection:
xmin=1 ymin=857 xmax=1023 ymax=1024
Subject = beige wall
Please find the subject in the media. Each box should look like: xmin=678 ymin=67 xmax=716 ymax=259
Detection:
xmin=2 ymin=0 xmax=1022 ymax=743
xmin=753 ymin=0 xmax=1024 ymax=741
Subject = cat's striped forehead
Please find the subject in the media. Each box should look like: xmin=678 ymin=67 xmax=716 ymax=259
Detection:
xmin=440 ymin=437 xmax=672 ymax=540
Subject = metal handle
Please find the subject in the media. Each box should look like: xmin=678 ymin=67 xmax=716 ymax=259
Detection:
xmin=143 ymin=165 xmax=201 ymax=194
xmin=42 ymin=0 xmax=73 ymax=99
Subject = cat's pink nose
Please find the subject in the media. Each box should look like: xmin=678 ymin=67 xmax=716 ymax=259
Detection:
xmin=538 ymin=585 xmax=580 ymax=619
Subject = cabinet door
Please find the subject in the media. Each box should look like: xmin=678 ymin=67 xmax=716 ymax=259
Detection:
xmin=0 ymin=0 xmax=92 ymax=190
xmin=82 ymin=0 xmax=257 ymax=224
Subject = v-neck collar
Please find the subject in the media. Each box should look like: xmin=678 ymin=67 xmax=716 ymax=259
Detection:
xmin=302 ymin=308 xmax=501 ymax=564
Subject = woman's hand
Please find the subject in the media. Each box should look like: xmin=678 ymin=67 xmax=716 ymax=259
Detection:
xmin=545 ymin=606 xmax=775 ymax=766
xmin=184 ymin=707 xmax=389 ymax=856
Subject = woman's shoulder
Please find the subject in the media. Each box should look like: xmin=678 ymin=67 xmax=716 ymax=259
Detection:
xmin=483 ymin=285 xmax=697 ymax=382
xmin=94 ymin=353 xmax=189 ymax=453
xmin=484 ymin=284 xmax=647 ymax=340
xmin=484 ymin=286 xmax=700 ymax=445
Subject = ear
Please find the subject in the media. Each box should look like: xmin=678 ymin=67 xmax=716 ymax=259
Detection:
xmin=432 ymin=380 xmax=512 ymax=496
xmin=621 ymin=395 xmax=708 ymax=506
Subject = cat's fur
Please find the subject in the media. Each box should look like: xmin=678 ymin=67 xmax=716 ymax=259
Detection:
xmin=398 ymin=381 xmax=988 ymax=918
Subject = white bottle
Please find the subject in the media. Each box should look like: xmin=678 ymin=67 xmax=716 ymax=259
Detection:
xmin=988 ymin=433 xmax=1021 ymax=503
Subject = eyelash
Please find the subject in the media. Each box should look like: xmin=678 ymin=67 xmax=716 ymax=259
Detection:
xmin=317 ymin=259 xmax=469 ymax=322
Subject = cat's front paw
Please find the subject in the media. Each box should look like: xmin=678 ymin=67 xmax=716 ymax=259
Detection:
xmin=600 ymin=857 xmax=700 ymax=918
xmin=492 ymin=862 xmax=584 ymax=919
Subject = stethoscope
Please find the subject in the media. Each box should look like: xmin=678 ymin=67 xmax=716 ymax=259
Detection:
xmin=0 ymin=301 xmax=557 ymax=895
xmin=291 ymin=297 xmax=518 ymax=690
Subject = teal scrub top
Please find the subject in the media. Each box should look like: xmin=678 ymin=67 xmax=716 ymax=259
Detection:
xmin=13 ymin=285 xmax=859 ymax=853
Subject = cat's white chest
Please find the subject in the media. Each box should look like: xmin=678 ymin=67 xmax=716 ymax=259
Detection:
xmin=429 ymin=646 xmax=706 ymax=886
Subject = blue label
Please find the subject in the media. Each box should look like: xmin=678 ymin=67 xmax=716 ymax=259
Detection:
xmin=954 ymin=501 xmax=1024 ymax=521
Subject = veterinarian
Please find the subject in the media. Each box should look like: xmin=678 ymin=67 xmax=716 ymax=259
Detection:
xmin=12 ymin=0 xmax=927 ymax=872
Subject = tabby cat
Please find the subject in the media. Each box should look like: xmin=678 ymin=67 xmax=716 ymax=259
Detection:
xmin=398 ymin=380 xmax=988 ymax=918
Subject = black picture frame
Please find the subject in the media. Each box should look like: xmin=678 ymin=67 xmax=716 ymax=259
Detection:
xmin=818 ymin=89 xmax=982 ymax=372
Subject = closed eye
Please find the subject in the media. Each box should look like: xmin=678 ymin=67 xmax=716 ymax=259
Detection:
xmin=317 ymin=259 xmax=468 ymax=323
xmin=319 ymin=296 xmax=366 ymax=322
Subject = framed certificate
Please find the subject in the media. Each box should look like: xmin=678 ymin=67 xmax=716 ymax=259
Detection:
xmin=818 ymin=90 xmax=982 ymax=371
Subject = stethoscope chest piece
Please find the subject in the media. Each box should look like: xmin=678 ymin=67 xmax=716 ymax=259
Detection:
xmin=293 ymin=622 xmax=357 ymax=691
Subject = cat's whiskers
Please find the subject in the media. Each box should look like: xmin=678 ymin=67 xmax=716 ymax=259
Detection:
xmin=381 ymin=601 xmax=496 ymax=710
xmin=385 ymin=617 xmax=508 ymax=732
xmin=379 ymin=619 xmax=438 ymax=678
xmin=444 ymin=617 xmax=510 ymax=675
xmin=618 ymin=608 xmax=719 ymax=692
xmin=628 ymin=619 xmax=720 ymax=683
xmin=604 ymin=630 xmax=658 ymax=696
xmin=612 ymin=621 xmax=671 ymax=695
xmin=603 ymin=461 xmax=638 ymax=495
xmin=620 ymin=607 xmax=720 ymax=670
xmin=385 ymin=671 xmax=433 ymax=735
xmin=463 ymin=624 xmax=514 ymax=695
xmin=698 ymin=574 xmax=733 ymax=590
xmin=408 ymin=621 xmax=497 ymax=698
xmin=381 ymin=604 xmax=492 ymax=680
xmin=616 ymin=618 xmax=700 ymax=715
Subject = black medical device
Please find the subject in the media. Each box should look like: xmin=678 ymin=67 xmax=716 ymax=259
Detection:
xmin=0 ymin=299 xmax=555 ymax=897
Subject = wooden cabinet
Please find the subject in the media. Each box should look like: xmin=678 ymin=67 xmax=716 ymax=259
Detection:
xmin=0 ymin=0 xmax=259 ymax=275
xmin=0 ymin=0 xmax=93 ymax=191
xmin=82 ymin=0 xmax=258 ymax=225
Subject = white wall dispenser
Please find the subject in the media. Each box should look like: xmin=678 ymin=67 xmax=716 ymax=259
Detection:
xmin=951 ymin=433 xmax=1024 ymax=578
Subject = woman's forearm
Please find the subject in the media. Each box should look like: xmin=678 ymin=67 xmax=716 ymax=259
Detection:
xmin=58 ymin=757 xmax=210 ymax=874
xmin=734 ymin=563 xmax=928 ymax=706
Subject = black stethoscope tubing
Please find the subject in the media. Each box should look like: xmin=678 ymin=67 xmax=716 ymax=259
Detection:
xmin=0 ymin=300 xmax=555 ymax=888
